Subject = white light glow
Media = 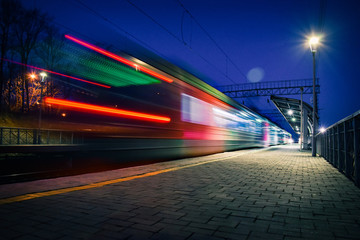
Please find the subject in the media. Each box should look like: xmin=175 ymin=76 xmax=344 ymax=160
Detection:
xmin=309 ymin=36 xmax=320 ymax=52
xmin=309 ymin=37 xmax=319 ymax=45
xmin=288 ymin=110 xmax=293 ymax=115
xmin=320 ymin=127 xmax=326 ymax=133
xmin=40 ymin=72 xmax=47 ymax=77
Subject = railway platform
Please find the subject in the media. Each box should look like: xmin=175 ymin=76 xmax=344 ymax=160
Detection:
xmin=0 ymin=144 xmax=360 ymax=240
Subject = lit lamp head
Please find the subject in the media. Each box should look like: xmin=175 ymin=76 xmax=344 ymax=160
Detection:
xmin=29 ymin=73 xmax=36 ymax=80
xmin=39 ymin=72 xmax=47 ymax=82
xmin=309 ymin=36 xmax=319 ymax=53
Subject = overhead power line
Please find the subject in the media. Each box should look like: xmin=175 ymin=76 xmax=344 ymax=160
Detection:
xmin=175 ymin=0 xmax=247 ymax=81
xmin=74 ymin=0 xmax=166 ymax=59
xmin=71 ymin=0 xmax=238 ymax=84
xmin=124 ymin=0 xmax=237 ymax=84
xmin=125 ymin=0 xmax=183 ymax=44
xmin=318 ymin=0 xmax=327 ymax=34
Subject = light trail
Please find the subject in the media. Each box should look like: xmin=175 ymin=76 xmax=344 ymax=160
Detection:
xmin=65 ymin=35 xmax=174 ymax=83
xmin=45 ymin=97 xmax=171 ymax=123
xmin=1 ymin=58 xmax=111 ymax=89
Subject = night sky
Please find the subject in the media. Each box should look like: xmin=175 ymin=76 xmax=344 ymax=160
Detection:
xmin=23 ymin=0 xmax=360 ymax=130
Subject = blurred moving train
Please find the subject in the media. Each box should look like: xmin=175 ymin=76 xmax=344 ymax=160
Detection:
xmin=41 ymin=35 xmax=291 ymax=160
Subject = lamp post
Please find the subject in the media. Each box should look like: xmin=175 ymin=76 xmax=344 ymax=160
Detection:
xmin=309 ymin=36 xmax=319 ymax=157
xmin=38 ymin=72 xmax=47 ymax=143
xmin=300 ymin=86 xmax=303 ymax=151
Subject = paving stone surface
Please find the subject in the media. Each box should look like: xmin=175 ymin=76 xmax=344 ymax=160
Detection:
xmin=1 ymin=144 xmax=360 ymax=240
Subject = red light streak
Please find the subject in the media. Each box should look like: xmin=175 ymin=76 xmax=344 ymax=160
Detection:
xmin=45 ymin=97 xmax=171 ymax=123
xmin=1 ymin=58 xmax=111 ymax=89
xmin=65 ymin=35 xmax=174 ymax=83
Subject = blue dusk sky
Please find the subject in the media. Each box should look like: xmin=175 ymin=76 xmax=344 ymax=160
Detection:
xmin=23 ymin=0 xmax=360 ymax=129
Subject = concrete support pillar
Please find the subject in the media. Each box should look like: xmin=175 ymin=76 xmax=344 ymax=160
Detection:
xmin=302 ymin=108 xmax=310 ymax=150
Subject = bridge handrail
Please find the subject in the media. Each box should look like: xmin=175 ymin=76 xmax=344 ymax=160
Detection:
xmin=217 ymin=78 xmax=319 ymax=92
xmin=316 ymin=110 xmax=360 ymax=186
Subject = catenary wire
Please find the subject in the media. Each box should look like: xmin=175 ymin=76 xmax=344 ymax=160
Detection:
xmin=175 ymin=0 xmax=247 ymax=81
xmin=71 ymin=0 xmax=237 ymax=84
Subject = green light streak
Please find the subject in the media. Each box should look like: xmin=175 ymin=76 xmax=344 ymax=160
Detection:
xmin=61 ymin=45 xmax=160 ymax=87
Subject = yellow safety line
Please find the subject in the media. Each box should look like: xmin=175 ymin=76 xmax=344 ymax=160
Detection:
xmin=0 ymin=149 xmax=263 ymax=205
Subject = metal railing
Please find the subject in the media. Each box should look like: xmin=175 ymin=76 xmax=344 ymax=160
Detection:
xmin=0 ymin=127 xmax=81 ymax=145
xmin=316 ymin=110 xmax=360 ymax=186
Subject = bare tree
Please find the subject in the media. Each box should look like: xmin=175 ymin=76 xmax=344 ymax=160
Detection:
xmin=5 ymin=49 xmax=18 ymax=110
xmin=14 ymin=7 xmax=48 ymax=112
xmin=0 ymin=0 xmax=21 ymax=112
xmin=36 ymin=25 xmax=65 ymax=98
xmin=3 ymin=72 xmax=49 ymax=112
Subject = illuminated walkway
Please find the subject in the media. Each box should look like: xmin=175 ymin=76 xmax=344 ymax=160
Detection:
xmin=1 ymin=145 xmax=360 ymax=239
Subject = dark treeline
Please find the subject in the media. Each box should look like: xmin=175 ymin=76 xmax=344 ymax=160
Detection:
xmin=0 ymin=0 xmax=65 ymax=114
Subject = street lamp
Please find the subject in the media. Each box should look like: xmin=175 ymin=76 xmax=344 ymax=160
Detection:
xmin=38 ymin=72 xmax=47 ymax=143
xmin=309 ymin=36 xmax=319 ymax=156
xmin=29 ymin=73 xmax=36 ymax=80
xmin=309 ymin=37 xmax=319 ymax=52
xmin=319 ymin=127 xmax=326 ymax=133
